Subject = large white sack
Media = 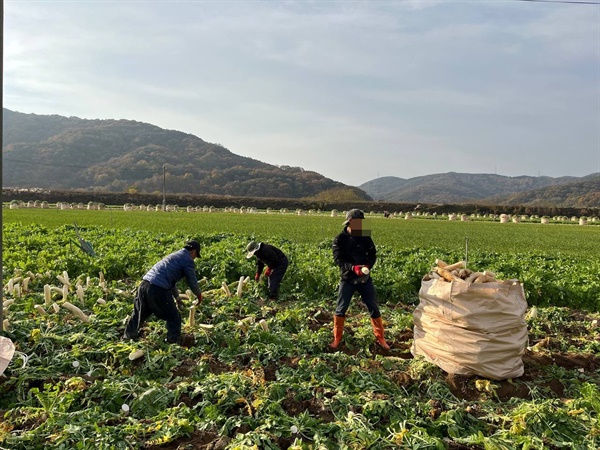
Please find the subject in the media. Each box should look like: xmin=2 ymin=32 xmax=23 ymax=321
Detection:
xmin=412 ymin=278 xmax=528 ymax=380
xmin=0 ymin=336 xmax=16 ymax=376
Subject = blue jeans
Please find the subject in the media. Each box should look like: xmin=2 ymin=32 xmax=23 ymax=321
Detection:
xmin=335 ymin=277 xmax=381 ymax=319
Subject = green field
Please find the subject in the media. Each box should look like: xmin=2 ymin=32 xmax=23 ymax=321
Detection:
xmin=4 ymin=209 xmax=599 ymax=256
xmin=1 ymin=210 xmax=599 ymax=449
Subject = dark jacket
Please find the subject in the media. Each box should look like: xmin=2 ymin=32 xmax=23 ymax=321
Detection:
xmin=332 ymin=227 xmax=377 ymax=281
xmin=254 ymin=243 xmax=288 ymax=274
xmin=143 ymin=249 xmax=202 ymax=298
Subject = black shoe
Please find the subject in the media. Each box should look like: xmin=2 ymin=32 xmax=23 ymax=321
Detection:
xmin=123 ymin=333 xmax=139 ymax=341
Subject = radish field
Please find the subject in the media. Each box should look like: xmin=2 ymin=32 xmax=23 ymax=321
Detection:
xmin=1 ymin=209 xmax=599 ymax=449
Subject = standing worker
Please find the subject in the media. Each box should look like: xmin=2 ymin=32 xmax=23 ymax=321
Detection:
xmin=246 ymin=241 xmax=288 ymax=300
xmin=330 ymin=209 xmax=390 ymax=350
xmin=123 ymin=240 xmax=203 ymax=344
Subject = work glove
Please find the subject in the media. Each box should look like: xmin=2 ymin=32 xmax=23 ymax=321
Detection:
xmin=353 ymin=265 xmax=364 ymax=276
xmin=255 ymin=272 xmax=261 ymax=281
xmin=264 ymin=267 xmax=273 ymax=277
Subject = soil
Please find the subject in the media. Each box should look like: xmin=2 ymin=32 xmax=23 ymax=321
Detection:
xmin=144 ymin=430 xmax=222 ymax=450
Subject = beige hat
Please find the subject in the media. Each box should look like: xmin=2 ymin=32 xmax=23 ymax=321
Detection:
xmin=245 ymin=241 xmax=261 ymax=258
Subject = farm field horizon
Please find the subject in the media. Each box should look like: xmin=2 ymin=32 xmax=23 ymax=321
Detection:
xmin=1 ymin=209 xmax=599 ymax=449
xmin=3 ymin=209 xmax=599 ymax=257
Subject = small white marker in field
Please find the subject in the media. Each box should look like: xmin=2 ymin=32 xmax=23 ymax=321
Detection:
xmin=72 ymin=361 xmax=80 ymax=368
xmin=122 ymin=403 xmax=130 ymax=413
xmin=290 ymin=425 xmax=298 ymax=434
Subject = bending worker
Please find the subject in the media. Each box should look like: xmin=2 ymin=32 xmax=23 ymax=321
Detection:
xmin=246 ymin=241 xmax=288 ymax=301
xmin=330 ymin=209 xmax=390 ymax=350
xmin=124 ymin=240 xmax=203 ymax=344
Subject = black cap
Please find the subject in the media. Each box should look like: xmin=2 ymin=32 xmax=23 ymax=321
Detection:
xmin=184 ymin=240 xmax=200 ymax=254
xmin=343 ymin=208 xmax=365 ymax=225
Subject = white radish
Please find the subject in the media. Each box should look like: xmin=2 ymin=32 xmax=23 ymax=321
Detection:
xmin=96 ymin=298 xmax=106 ymax=305
xmin=188 ymin=305 xmax=196 ymax=327
xmin=259 ymin=319 xmax=269 ymax=331
xmin=445 ymin=261 xmax=466 ymax=271
xmin=465 ymin=272 xmax=482 ymax=283
xmin=52 ymin=303 xmax=60 ymax=313
xmin=474 ymin=274 xmax=495 ymax=284
xmin=22 ymin=277 xmax=31 ymax=293
xmin=128 ymin=350 xmax=144 ymax=361
xmin=62 ymin=302 xmax=90 ymax=322
xmin=221 ymin=282 xmax=231 ymax=298
xmin=236 ymin=276 xmax=245 ymax=297
xmin=34 ymin=305 xmax=48 ymax=316
xmin=44 ymin=285 xmax=53 ymax=305
xmin=76 ymin=285 xmax=85 ymax=304
xmin=3 ymin=299 xmax=15 ymax=309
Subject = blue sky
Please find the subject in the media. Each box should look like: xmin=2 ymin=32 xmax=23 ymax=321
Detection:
xmin=4 ymin=0 xmax=600 ymax=186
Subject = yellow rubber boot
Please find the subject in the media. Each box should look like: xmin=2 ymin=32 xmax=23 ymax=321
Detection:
xmin=329 ymin=315 xmax=346 ymax=349
xmin=371 ymin=316 xmax=390 ymax=350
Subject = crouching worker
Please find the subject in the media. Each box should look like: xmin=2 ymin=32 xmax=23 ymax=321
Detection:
xmin=246 ymin=241 xmax=288 ymax=300
xmin=330 ymin=209 xmax=390 ymax=350
xmin=124 ymin=240 xmax=203 ymax=344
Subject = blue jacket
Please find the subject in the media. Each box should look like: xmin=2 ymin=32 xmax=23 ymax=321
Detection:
xmin=143 ymin=249 xmax=201 ymax=298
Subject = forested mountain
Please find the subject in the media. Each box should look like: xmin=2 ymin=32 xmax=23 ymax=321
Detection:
xmin=484 ymin=176 xmax=600 ymax=208
xmin=361 ymin=172 xmax=599 ymax=208
xmin=2 ymin=109 xmax=370 ymax=200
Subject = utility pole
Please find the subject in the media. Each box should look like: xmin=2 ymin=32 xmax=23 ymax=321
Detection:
xmin=162 ymin=164 xmax=166 ymax=212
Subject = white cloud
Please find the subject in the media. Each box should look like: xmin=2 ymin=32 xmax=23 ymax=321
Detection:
xmin=4 ymin=0 xmax=599 ymax=184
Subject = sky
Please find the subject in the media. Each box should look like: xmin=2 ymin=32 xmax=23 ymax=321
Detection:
xmin=4 ymin=0 xmax=600 ymax=187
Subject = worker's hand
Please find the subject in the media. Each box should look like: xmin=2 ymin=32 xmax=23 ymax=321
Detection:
xmin=197 ymin=293 xmax=203 ymax=304
xmin=255 ymin=272 xmax=261 ymax=281
xmin=353 ymin=265 xmax=364 ymax=276
xmin=264 ymin=267 xmax=273 ymax=277
xmin=177 ymin=297 xmax=184 ymax=311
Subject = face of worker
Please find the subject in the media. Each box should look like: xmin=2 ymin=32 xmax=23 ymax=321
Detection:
xmin=348 ymin=218 xmax=371 ymax=236
xmin=190 ymin=249 xmax=199 ymax=259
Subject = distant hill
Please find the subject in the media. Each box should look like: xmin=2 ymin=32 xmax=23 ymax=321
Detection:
xmin=484 ymin=175 xmax=600 ymax=208
xmin=2 ymin=109 xmax=370 ymax=200
xmin=360 ymin=172 xmax=600 ymax=208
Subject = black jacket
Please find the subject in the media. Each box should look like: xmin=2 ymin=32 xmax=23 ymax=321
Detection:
xmin=254 ymin=243 xmax=287 ymax=274
xmin=332 ymin=227 xmax=377 ymax=281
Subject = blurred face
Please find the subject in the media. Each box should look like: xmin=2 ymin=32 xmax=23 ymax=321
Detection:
xmin=348 ymin=218 xmax=371 ymax=236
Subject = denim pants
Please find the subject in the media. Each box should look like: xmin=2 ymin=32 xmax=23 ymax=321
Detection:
xmin=335 ymin=277 xmax=381 ymax=319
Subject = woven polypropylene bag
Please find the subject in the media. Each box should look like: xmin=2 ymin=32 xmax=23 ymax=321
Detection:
xmin=412 ymin=277 xmax=528 ymax=380
xmin=0 ymin=336 xmax=16 ymax=376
